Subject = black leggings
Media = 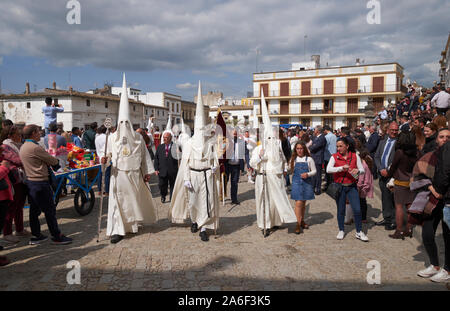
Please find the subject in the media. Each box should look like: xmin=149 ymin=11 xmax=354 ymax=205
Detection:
xmin=421 ymin=203 xmax=450 ymax=271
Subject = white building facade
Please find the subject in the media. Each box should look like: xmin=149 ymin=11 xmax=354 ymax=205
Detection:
xmin=248 ymin=62 xmax=405 ymax=129
xmin=1 ymin=88 xmax=167 ymax=130
xmin=440 ymin=34 xmax=450 ymax=88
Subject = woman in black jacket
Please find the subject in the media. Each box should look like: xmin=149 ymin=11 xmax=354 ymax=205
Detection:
xmin=422 ymin=123 xmax=438 ymax=154
xmin=418 ymin=129 xmax=450 ymax=282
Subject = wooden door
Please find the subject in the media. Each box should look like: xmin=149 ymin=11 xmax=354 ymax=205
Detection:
xmin=372 ymin=77 xmax=384 ymax=92
xmin=301 ymin=100 xmax=310 ymax=114
xmin=301 ymin=81 xmax=311 ymax=95
xmin=347 ymin=78 xmax=358 ymax=93
xmin=324 ymin=80 xmax=334 ymax=95
xmin=260 ymin=83 xmax=268 ymax=97
xmin=280 ymin=82 xmax=289 ymax=96
xmin=373 ymin=97 xmax=384 ymax=112
xmin=280 ymin=101 xmax=289 ymax=114
xmin=347 ymin=98 xmax=358 ymax=113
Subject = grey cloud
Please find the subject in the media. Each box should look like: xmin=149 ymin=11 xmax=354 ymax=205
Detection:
xmin=0 ymin=0 xmax=448 ymax=93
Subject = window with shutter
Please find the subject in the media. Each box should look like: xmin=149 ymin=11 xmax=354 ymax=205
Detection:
xmin=301 ymin=100 xmax=310 ymax=114
xmin=372 ymin=77 xmax=384 ymax=92
xmin=324 ymin=80 xmax=333 ymax=94
xmin=301 ymin=81 xmax=311 ymax=95
xmin=347 ymin=78 xmax=358 ymax=93
xmin=280 ymin=101 xmax=289 ymax=114
xmin=347 ymin=98 xmax=358 ymax=113
xmin=373 ymin=97 xmax=384 ymax=112
xmin=280 ymin=82 xmax=289 ymax=96
xmin=260 ymin=84 xmax=268 ymax=97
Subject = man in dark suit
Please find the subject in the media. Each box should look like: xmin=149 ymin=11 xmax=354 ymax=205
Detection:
xmin=374 ymin=121 xmax=399 ymax=230
xmin=365 ymin=124 xmax=380 ymax=179
xmin=154 ymin=131 xmax=178 ymax=203
xmin=309 ymin=125 xmax=326 ymax=195
xmin=225 ymin=129 xmax=245 ymax=205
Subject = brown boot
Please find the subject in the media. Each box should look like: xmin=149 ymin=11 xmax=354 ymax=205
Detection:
xmin=301 ymin=221 xmax=309 ymax=229
xmin=295 ymin=223 xmax=302 ymax=235
xmin=388 ymin=230 xmax=404 ymax=240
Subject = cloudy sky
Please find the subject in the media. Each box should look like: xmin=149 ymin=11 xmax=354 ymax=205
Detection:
xmin=0 ymin=0 xmax=448 ymax=100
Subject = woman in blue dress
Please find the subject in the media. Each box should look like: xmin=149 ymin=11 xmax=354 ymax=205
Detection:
xmin=290 ymin=141 xmax=317 ymax=234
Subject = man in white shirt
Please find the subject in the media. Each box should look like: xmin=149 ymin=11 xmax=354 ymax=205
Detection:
xmin=431 ymin=85 xmax=450 ymax=115
xmin=95 ymin=125 xmax=110 ymax=195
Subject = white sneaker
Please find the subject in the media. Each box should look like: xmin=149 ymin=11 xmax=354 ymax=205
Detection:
xmin=355 ymin=231 xmax=369 ymax=242
xmin=336 ymin=231 xmax=345 ymax=240
xmin=430 ymin=269 xmax=450 ymax=283
xmin=417 ymin=265 xmax=440 ymax=278
xmin=2 ymin=234 xmax=20 ymax=244
xmin=248 ymin=177 xmax=254 ymax=184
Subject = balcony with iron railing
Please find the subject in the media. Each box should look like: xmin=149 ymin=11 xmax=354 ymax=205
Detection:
xmin=256 ymin=84 xmax=402 ymax=97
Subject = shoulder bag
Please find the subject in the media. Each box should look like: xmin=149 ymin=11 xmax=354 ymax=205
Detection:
xmin=326 ymin=153 xmax=353 ymax=201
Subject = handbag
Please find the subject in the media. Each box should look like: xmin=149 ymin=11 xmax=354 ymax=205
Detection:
xmin=326 ymin=154 xmax=352 ymax=201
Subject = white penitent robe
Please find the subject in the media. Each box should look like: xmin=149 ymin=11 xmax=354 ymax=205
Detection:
xmin=106 ymin=134 xmax=157 ymax=236
xmin=250 ymin=144 xmax=297 ymax=229
xmin=183 ymin=140 xmax=220 ymax=230
xmin=168 ymin=139 xmax=189 ymax=223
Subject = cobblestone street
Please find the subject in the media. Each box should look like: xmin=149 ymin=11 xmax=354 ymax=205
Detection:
xmin=0 ymin=175 xmax=448 ymax=291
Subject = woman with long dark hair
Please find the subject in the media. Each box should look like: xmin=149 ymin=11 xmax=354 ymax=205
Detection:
xmin=289 ymin=141 xmax=316 ymax=234
xmin=386 ymin=131 xmax=420 ymax=239
xmin=326 ymin=137 xmax=368 ymax=241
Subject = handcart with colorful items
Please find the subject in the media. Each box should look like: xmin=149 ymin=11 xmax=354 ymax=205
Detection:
xmin=50 ymin=142 xmax=101 ymax=216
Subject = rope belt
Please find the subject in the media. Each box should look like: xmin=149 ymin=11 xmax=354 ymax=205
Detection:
xmin=189 ymin=167 xmax=211 ymax=172
xmin=189 ymin=167 xmax=211 ymax=217
xmin=255 ymin=172 xmax=267 ymax=176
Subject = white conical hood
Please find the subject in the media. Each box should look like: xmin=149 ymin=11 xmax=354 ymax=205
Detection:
xmin=163 ymin=113 xmax=174 ymax=136
xmin=118 ymin=73 xmax=130 ymax=123
xmin=181 ymin=118 xmax=187 ymax=134
xmin=166 ymin=113 xmax=172 ymax=132
xmin=190 ymin=81 xmax=206 ymax=159
xmin=194 ymin=81 xmax=205 ymax=132
xmin=253 ymin=101 xmax=259 ymax=129
xmin=260 ymin=92 xmax=273 ymax=139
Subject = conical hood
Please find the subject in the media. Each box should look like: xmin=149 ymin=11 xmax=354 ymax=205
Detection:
xmin=118 ymin=73 xmax=130 ymax=123
xmin=194 ymin=81 xmax=205 ymax=132
xmin=253 ymin=100 xmax=259 ymax=129
xmin=166 ymin=113 xmax=172 ymax=132
xmin=260 ymin=92 xmax=273 ymax=139
xmin=163 ymin=113 xmax=174 ymax=136
xmin=181 ymin=118 xmax=187 ymax=134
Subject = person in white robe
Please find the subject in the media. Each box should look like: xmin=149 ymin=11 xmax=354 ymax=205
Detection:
xmin=103 ymin=74 xmax=157 ymax=244
xmin=250 ymin=92 xmax=297 ymax=237
xmin=183 ymin=82 xmax=220 ymax=242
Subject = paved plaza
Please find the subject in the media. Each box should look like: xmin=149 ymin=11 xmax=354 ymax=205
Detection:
xmin=0 ymin=175 xmax=448 ymax=291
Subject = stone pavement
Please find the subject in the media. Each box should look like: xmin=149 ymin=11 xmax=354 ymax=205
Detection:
xmin=0 ymin=175 xmax=448 ymax=291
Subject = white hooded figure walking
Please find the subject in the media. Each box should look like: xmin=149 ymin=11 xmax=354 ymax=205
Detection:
xmin=250 ymin=92 xmax=297 ymax=237
xmin=103 ymin=74 xmax=157 ymax=244
xmin=168 ymin=117 xmax=191 ymax=223
xmin=183 ymin=81 xmax=220 ymax=242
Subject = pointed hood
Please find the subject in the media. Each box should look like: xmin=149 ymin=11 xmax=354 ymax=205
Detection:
xmin=163 ymin=113 xmax=174 ymax=136
xmin=118 ymin=73 xmax=131 ymax=123
xmin=260 ymin=92 xmax=273 ymax=139
xmin=190 ymin=81 xmax=207 ymax=159
xmin=252 ymin=100 xmax=259 ymax=129
xmin=181 ymin=118 xmax=186 ymax=134
xmin=194 ymin=81 xmax=205 ymax=132
xmin=113 ymin=73 xmax=140 ymax=150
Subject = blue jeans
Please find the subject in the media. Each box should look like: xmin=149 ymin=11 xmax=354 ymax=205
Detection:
xmin=97 ymin=166 xmax=111 ymax=194
xmin=336 ymin=184 xmax=362 ymax=232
